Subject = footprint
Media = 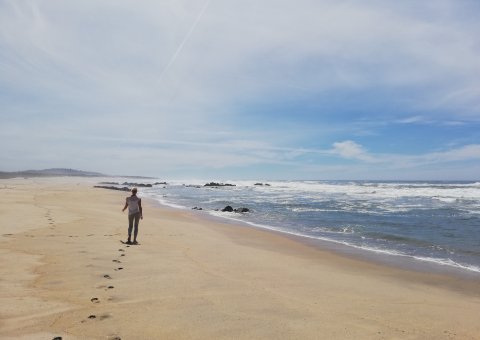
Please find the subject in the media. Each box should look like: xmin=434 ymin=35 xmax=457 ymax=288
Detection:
xmin=103 ymin=274 xmax=112 ymax=279
xmin=114 ymin=267 xmax=123 ymax=271
xmin=120 ymin=254 xmax=125 ymax=257
xmin=112 ymin=260 xmax=121 ymax=263
xmin=99 ymin=313 xmax=111 ymax=320
xmin=108 ymin=335 xmax=121 ymax=340
xmin=88 ymin=314 xmax=96 ymax=319
xmin=52 ymin=337 xmax=62 ymax=340
xmin=118 ymin=249 xmax=124 ymax=252
xmin=107 ymin=286 xmax=114 ymax=289
xmin=91 ymin=297 xmax=99 ymax=303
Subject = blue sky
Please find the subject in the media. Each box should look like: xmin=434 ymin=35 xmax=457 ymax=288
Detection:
xmin=1 ymin=0 xmax=480 ymax=180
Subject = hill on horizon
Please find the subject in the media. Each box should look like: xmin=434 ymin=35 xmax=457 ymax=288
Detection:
xmin=0 ymin=168 xmax=106 ymax=179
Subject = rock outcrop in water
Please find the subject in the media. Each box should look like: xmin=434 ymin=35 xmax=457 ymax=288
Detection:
xmin=220 ymin=206 xmax=249 ymax=213
xmin=122 ymin=182 xmax=153 ymax=187
xmin=204 ymin=182 xmax=236 ymax=187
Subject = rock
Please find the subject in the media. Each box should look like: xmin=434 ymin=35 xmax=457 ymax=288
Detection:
xmin=192 ymin=207 xmax=203 ymax=210
xmin=122 ymin=182 xmax=152 ymax=187
xmin=154 ymin=182 xmax=167 ymax=185
xmin=254 ymin=182 xmax=270 ymax=186
xmin=204 ymin=182 xmax=236 ymax=187
xmin=221 ymin=205 xmax=234 ymax=212
xmin=234 ymin=207 xmax=250 ymax=213
xmin=94 ymin=186 xmax=130 ymax=192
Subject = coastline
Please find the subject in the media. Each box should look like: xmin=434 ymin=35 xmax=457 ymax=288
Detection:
xmin=145 ymin=179 xmax=480 ymax=276
xmin=149 ymin=193 xmax=480 ymax=281
xmin=1 ymin=178 xmax=479 ymax=339
xmin=160 ymin=199 xmax=480 ymax=295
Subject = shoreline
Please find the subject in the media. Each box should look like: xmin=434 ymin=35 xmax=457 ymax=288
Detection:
xmin=141 ymin=179 xmax=480 ymax=278
xmin=1 ymin=178 xmax=479 ymax=339
xmin=146 ymin=196 xmax=480 ymax=295
xmin=147 ymin=194 xmax=480 ymax=281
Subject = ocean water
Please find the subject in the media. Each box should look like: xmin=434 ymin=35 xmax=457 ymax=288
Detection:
xmin=131 ymin=179 xmax=480 ymax=274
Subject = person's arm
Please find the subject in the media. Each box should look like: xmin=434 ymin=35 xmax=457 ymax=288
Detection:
xmin=122 ymin=198 xmax=128 ymax=212
xmin=139 ymin=199 xmax=143 ymax=219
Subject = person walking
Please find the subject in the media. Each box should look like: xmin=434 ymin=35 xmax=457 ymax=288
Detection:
xmin=122 ymin=187 xmax=143 ymax=244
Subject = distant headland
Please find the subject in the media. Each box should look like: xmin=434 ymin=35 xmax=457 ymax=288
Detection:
xmin=0 ymin=168 xmax=106 ymax=179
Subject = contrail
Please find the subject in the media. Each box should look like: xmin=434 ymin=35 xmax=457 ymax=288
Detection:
xmin=157 ymin=0 xmax=211 ymax=83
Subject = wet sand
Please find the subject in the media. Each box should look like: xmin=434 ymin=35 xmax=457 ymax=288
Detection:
xmin=1 ymin=178 xmax=479 ymax=339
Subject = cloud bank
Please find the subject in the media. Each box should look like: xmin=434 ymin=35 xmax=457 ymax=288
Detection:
xmin=1 ymin=0 xmax=480 ymax=179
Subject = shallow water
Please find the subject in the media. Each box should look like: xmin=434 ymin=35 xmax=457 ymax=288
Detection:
xmin=131 ymin=179 xmax=480 ymax=273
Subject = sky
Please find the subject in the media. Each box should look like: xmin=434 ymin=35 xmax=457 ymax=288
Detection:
xmin=1 ymin=0 xmax=480 ymax=180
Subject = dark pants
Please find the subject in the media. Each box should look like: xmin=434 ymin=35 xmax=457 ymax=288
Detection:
xmin=128 ymin=212 xmax=140 ymax=240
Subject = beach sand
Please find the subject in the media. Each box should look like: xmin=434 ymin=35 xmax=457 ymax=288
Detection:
xmin=1 ymin=178 xmax=479 ymax=340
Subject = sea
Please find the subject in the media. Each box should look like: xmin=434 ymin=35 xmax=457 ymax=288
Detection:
xmin=116 ymin=179 xmax=480 ymax=275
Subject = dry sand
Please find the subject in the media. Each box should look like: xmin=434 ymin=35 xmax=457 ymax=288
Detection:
xmin=0 ymin=178 xmax=479 ymax=340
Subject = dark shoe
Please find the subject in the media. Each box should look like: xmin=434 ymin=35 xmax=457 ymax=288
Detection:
xmin=132 ymin=240 xmax=138 ymax=245
xmin=126 ymin=240 xmax=132 ymax=245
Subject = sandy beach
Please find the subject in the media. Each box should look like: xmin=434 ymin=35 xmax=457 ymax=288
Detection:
xmin=1 ymin=178 xmax=479 ymax=340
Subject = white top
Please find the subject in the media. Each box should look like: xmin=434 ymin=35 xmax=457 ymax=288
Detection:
xmin=127 ymin=195 xmax=141 ymax=215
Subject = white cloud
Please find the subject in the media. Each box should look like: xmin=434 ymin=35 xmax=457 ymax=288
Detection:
xmin=423 ymin=144 xmax=480 ymax=163
xmin=331 ymin=141 xmax=375 ymax=162
xmin=2 ymin=0 xmax=480 ymax=119
xmin=1 ymin=0 xmax=480 ymax=178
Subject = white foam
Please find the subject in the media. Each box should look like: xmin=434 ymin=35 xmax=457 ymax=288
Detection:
xmin=138 ymin=179 xmax=480 ymax=274
xmin=258 ymin=180 xmax=480 ymax=203
xmin=146 ymin=194 xmax=189 ymax=210
xmin=204 ymin=211 xmax=480 ymax=274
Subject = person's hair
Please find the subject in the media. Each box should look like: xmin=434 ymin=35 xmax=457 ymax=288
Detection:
xmin=132 ymin=187 xmax=137 ymax=194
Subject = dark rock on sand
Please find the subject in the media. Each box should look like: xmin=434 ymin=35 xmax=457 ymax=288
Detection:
xmin=94 ymin=186 xmax=130 ymax=192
